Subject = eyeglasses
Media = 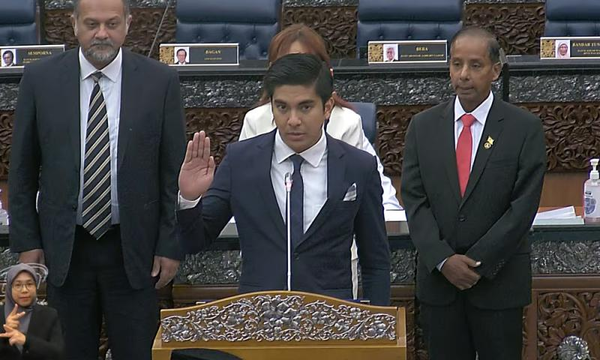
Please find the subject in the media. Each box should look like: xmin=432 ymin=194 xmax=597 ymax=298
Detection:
xmin=12 ymin=282 xmax=36 ymax=291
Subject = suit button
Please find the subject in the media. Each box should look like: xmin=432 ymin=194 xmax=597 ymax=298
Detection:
xmin=72 ymin=205 xmax=77 ymax=210
xmin=458 ymin=214 xmax=466 ymax=222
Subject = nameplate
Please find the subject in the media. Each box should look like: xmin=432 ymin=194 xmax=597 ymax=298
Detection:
xmin=541 ymin=37 xmax=600 ymax=60
xmin=160 ymin=43 xmax=239 ymax=66
xmin=0 ymin=45 xmax=65 ymax=68
xmin=367 ymin=40 xmax=447 ymax=64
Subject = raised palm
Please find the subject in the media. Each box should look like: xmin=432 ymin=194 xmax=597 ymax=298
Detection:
xmin=179 ymin=131 xmax=216 ymax=200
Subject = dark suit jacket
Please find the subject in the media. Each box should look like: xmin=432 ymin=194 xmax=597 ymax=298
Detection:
xmin=178 ymin=130 xmax=391 ymax=305
xmin=401 ymin=96 xmax=546 ymax=309
xmin=0 ymin=304 xmax=65 ymax=360
xmin=9 ymin=49 xmax=186 ymax=289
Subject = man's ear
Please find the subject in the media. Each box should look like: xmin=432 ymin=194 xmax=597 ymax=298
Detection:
xmin=71 ymin=16 xmax=78 ymax=36
xmin=492 ymin=62 xmax=502 ymax=81
xmin=324 ymin=97 xmax=335 ymax=119
xmin=126 ymin=15 xmax=132 ymax=34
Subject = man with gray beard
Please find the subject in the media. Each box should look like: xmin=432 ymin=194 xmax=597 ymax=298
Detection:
xmin=8 ymin=0 xmax=186 ymax=358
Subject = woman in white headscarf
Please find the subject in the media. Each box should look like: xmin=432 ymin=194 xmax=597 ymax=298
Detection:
xmin=0 ymin=263 xmax=64 ymax=360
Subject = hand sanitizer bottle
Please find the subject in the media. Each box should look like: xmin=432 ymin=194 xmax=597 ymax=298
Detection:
xmin=584 ymin=159 xmax=600 ymax=224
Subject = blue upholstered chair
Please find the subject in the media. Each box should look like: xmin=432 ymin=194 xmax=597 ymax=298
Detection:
xmin=544 ymin=0 xmax=600 ymax=36
xmin=176 ymin=0 xmax=281 ymax=60
xmin=350 ymin=102 xmax=378 ymax=145
xmin=0 ymin=0 xmax=38 ymax=46
xmin=357 ymin=0 xmax=464 ymax=56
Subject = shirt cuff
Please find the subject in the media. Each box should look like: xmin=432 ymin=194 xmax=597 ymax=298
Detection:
xmin=436 ymin=258 xmax=448 ymax=272
xmin=178 ymin=191 xmax=201 ymax=210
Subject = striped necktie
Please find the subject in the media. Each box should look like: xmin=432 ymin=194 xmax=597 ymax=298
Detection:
xmin=82 ymin=71 xmax=112 ymax=239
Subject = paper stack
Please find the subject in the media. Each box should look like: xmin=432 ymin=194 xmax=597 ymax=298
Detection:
xmin=533 ymin=206 xmax=584 ymax=226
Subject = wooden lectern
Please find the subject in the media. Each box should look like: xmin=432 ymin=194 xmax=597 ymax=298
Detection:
xmin=153 ymin=291 xmax=406 ymax=360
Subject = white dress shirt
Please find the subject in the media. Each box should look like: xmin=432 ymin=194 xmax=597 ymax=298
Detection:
xmin=454 ymin=91 xmax=494 ymax=170
xmin=241 ymin=103 xmax=402 ymax=210
xmin=438 ymin=91 xmax=494 ymax=271
xmin=77 ymin=49 xmax=122 ymax=225
xmin=272 ymin=130 xmax=328 ymax=232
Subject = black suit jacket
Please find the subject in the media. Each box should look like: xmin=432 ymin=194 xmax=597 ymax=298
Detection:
xmin=401 ymin=96 xmax=546 ymax=309
xmin=0 ymin=304 xmax=65 ymax=360
xmin=9 ymin=49 xmax=186 ymax=289
xmin=178 ymin=131 xmax=391 ymax=305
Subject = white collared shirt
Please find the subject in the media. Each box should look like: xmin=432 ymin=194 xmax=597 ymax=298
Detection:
xmin=77 ymin=48 xmax=122 ymax=224
xmin=272 ymin=130 xmax=328 ymax=233
xmin=453 ymin=91 xmax=494 ymax=171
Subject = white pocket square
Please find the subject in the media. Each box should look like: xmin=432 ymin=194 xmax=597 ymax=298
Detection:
xmin=343 ymin=183 xmax=357 ymax=201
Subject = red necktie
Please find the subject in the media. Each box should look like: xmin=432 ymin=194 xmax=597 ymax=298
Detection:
xmin=456 ymin=114 xmax=476 ymax=197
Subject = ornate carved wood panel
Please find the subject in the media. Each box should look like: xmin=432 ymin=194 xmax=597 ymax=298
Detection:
xmin=376 ymin=106 xmax=429 ymax=177
xmin=520 ymin=103 xmax=600 ymax=172
xmin=44 ymin=8 xmax=177 ymax=58
xmin=464 ymin=4 xmax=545 ymax=55
xmin=391 ymin=299 xmax=420 ymax=360
xmin=282 ymin=7 xmax=358 ymax=59
xmin=0 ymin=112 xmax=13 ymax=181
xmin=184 ymin=108 xmax=248 ymax=165
xmin=537 ymin=291 xmax=600 ymax=359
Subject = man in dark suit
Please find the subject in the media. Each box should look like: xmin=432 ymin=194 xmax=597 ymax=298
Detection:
xmin=177 ymin=54 xmax=391 ymax=306
xmin=401 ymin=27 xmax=546 ymax=359
xmin=8 ymin=0 xmax=186 ymax=358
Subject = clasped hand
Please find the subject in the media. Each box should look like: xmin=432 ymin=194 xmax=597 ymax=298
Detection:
xmin=440 ymin=254 xmax=482 ymax=290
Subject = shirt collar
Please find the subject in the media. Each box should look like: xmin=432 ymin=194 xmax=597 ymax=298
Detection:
xmin=454 ymin=91 xmax=494 ymax=125
xmin=274 ymin=129 xmax=327 ymax=168
xmin=79 ymin=47 xmax=122 ymax=83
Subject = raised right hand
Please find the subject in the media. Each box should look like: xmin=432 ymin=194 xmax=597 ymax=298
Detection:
xmin=440 ymin=254 xmax=481 ymax=290
xmin=5 ymin=305 xmax=25 ymax=330
xmin=179 ymin=131 xmax=216 ymax=201
xmin=18 ymin=249 xmax=44 ymax=265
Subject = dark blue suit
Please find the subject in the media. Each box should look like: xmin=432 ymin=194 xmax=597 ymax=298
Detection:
xmin=178 ymin=130 xmax=391 ymax=306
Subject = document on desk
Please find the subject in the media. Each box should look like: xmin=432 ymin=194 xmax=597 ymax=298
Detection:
xmin=533 ymin=206 xmax=584 ymax=226
xmin=384 ymin=209 xmax=407 ymax=222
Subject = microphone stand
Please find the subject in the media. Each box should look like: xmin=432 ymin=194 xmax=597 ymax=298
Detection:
xmin=284 ymin=172 xmax=293 ymax=291
xmin=147 ymin=0 xmax=173 ymax=58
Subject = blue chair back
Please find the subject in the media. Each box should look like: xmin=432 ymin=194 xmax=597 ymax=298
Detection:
xmin=176 ymin=0 xmax=281 ymax=60
xmin=544 ymin=0 xmax=600 ymax=36
xmin=350 ymin=102 xmax=378 ymax=145
xmin=357 ymin=0 xmax=464 ymax=56
xmin=0 ymin=0 xmax=38 ymax=46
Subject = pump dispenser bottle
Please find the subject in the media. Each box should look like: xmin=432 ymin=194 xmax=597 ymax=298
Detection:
xmin=584 ymin=158 xmax=600 ymax=224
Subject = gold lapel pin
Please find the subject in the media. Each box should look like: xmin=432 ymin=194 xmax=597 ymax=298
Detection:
xmin=484 ymin=136 xmax=494 ymax=150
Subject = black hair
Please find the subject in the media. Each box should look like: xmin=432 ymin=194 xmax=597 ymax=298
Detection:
xmin=262 ymin=53 xmax=333 ymax=107
xmin=450 ymin=27 xmax=501 ymax=64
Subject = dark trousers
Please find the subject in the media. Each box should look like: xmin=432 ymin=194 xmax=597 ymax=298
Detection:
xmin=47 ymin=226 xmax=158 ymax=360
xmin=420 ymin=291 xmax=523 ymax=360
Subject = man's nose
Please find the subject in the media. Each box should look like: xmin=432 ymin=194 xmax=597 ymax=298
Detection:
xmin=288 ymin=110 xmax=301 ymax=126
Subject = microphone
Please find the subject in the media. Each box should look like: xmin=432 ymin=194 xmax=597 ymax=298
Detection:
xmin=284 ymin=172 xmax=293 ymax=291
xmin=147 ymin=0 xmax=173 ymax=58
